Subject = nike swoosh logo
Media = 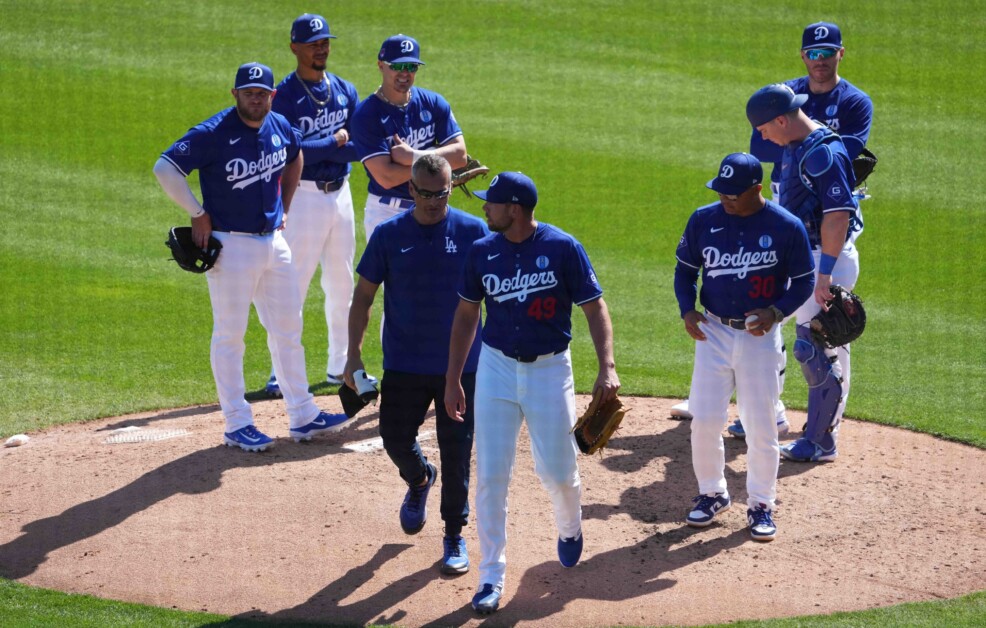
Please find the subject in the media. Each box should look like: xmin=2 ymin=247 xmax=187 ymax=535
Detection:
xmin=487 ymin=253 xmax=500 ymax=260
xmin=309 ymin=417 xmax=327 ymax=427
xmin=242 ymin=434 xmax=261 ymax=443
xmin=381 ymin=116 xmax=390 ymax=124
xmin=711 ymin=227 xmax=724 ymax=233
xmin=297 ymin=96 xmax=307 ymax=104
xmin=401 ymin=247 xmax=414 ymax=253
xmin=229 ymin=138 xmax=241 ymax=145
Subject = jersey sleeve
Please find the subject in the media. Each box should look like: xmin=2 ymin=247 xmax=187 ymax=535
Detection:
xmin=435 ymin=94 xmax=464 ymax=146
xmin=773 ymin=217 xmax=816 ymax=315
xmin=673 ymin=214 xmax=702 ymax=317
xmin=457 ymin=244 xmax=485 ymax=303
xmin=567 ymin=240 xmax=603 ymax=306
xmin=160 ymin=125 xmax=214 ymax=177
xmin=355 ymin=224 xmax=387 ymax=285
xmin=836 ymin=93 xmax=873 ymax=160
xmin=352 ymin=103 xmax=391 ymax=162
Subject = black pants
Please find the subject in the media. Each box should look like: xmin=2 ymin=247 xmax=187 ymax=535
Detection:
xmin=378 ymin=371 xmax=475 ymax=537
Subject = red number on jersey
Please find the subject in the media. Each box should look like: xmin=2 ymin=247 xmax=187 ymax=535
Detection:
xmin=527 ymin=296 xmax=557 ymax=320
xmin=748 ymin=276 xmax=776 ymax=299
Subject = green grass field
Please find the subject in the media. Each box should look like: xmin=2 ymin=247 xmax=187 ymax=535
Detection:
xmin=1 ymin=0 xmax=983 ymax=625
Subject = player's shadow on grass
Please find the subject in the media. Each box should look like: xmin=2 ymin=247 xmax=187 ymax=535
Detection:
xmin=0 ymin=411 xmax=378 ymax=580
xmin=582 ymin=418 xmax=815 ymax=525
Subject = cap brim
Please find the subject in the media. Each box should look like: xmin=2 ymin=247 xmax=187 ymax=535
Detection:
xmin=235 ymin=83 xmax=273 ymax=91
xmin=296 ymin=34 xmax=337 ymax=43
xmin=473 ymin=189 xmax=490 ymax=201
xmin=385 ymin=57 xmax=425 ymax=65
xmin=706 ymin=179 xmax=749 ymax=196
xmin=802 ymin=44 xmax=842 ymax=50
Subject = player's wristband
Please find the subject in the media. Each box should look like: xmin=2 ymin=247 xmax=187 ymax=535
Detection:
xmin=768 ymin=305 xmax=785 ymax=322
xmin=819 ymin=253 xmax=837 ymax=275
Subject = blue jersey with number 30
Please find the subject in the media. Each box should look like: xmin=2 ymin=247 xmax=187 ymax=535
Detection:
xmin=458 ymin=223 xmax=602 ymax=358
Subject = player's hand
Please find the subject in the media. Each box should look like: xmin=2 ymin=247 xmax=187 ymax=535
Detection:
xmin=814 ymin=275 xmax=834 ymax=309
xmin=342 ymin=357 xmax=365 ymax=391
xmin=190 ymin=213 xmax=212 ymax=249
xmin=683 ymin=310 xmax=708 ymax=341
xmin=743 ymin=307 xmax=775 ymax=335
xmin=333 ymin=128 xmax=349 ymax=147
xmin=443 ymin=379 xmax=467 ymax=423
xmin=592 ymin=369 xmax=621 ymax=405
xmin=390 ymin=134 xmax=414 ymax=166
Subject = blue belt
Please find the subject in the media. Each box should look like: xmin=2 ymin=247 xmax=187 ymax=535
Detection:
xmin=379 ymin=196 xmax=414 ymax=210
xmin=213 ymin=229 xmax=274 ymax=237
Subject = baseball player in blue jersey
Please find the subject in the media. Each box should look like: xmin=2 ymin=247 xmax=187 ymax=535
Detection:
xmin=747 ymin=83 xmax=861 ymax=463
xmin=673 ymin=22 xmax=873 ymax=434
xmin=675 ymin=153 xmax=815 ymax=541
xmin=350 ymin=34 xmax=469 ymax=241
xmin=343 ymin=154 xmax=489 ymax=575
xmin=153 ymin=62 xmax=355 ymax=451
xmin=261 ymin=14 xmax=376 ymax=397
xmin=444 ymin=172 xmax=620 ymax=614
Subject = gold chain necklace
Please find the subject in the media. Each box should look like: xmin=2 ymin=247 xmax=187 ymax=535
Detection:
xmin=375 ymin=86 xmax=410 ymax=108
xmin=297 ymin=73 xmax=330 ymax=108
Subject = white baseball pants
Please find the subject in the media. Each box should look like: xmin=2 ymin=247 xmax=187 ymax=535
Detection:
xmin=280 ymin=179 xmax=356 ymax=377
xmin=793 ymin=242 xmax=860 ymax=429
xmin=689 ymin=318 xmax=783 ymax=509
xmin=206 ymin=231 xmax=320 ymax=432
xmin=363 ymin=193 xmax=413 ymax=241
xmin=474 ymin=344 xmax=582 ymax=588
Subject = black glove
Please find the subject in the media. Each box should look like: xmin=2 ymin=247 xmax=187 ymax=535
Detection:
xmin=165 ymin=226 xmax=221 ymax=273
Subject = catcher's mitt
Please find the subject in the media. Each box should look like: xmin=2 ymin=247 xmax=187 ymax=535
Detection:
xmin=810 ymin=285 xmax=866 ymax=348
xmin=166 ymin=226 xmax=222 ymax=273
xmin=572 ymin=389 xmax=627 ymax=455
xmin=852 ymin=147 xmax=878 ymax=188
xmin=451 ymin=154 xmax=489 ymax=198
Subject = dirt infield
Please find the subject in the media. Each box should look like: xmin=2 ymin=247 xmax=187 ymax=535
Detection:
xmin=2 ymin=396 xmax=984 ymax=627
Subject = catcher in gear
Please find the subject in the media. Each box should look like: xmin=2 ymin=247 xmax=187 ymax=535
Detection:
xmin=811 ymin=285 xmax=866 ymax=348
xmin=166 ymin=226 xmax=222 ymax=273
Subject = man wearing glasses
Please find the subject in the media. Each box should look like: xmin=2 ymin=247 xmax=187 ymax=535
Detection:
xmin=344 ymin=154 xmax=489 ymax=575
xmin=351 ymin=34 xmax=470 ymax=241
xmin=675 ymin=153 xmax=814 ymax=540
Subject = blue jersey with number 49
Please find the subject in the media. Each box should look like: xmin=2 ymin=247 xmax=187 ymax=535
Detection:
xmin=458 ymin=222 xmax=602 ymax=358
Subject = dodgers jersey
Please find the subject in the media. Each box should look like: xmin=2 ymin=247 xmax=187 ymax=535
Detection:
xmin=357 ymin=207 xmax=489 ymax=375
xmin=272 ymin=72 xmax=358 ymax=183
xmin=161 ymin=108 xmax=300 ymax=233
xmin=351 ymin=87 xmax=462 ymax=200
xmin=778 ymin=126 xmax=859 ymax=248
xmin=459 ymin=223 xmax=602 ymax=358
xmin=674 ymin=200 xmax=815 ymax=319
xmin=752 ymin=77 xmax=873 ymax=181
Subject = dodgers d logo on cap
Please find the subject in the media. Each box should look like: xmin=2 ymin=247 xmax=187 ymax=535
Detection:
xmin=234 ymin=62 xmax=274 ymax=90
xmin=378 ymin=34 xmax=425 ymax=64
xmin=802 ymin=21 xmax=842 ymax=50
xmin=706 ymin=153 xmax=763 ymax=196
xmin=292 ymin=13 xmax=336 ymax=43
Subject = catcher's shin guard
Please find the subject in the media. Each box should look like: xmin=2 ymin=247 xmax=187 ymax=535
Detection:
xmin=794 ymin=325 xmax=842 ymax=451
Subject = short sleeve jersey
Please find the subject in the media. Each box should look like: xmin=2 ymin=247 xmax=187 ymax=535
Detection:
xmin=458 ymin=223 xmax=602 ymax=358
xmin=675 ymin=200 xmax=815 ymax=318
xmin=357 ymin=207 xmax=489 ymax=375
xmin=161 ymin=108 xmax=301 ymax=233
xmin=272 ymin=72 xmax=358 ymax=183
xmin=351 ymin=87 xmax=463 ymax=200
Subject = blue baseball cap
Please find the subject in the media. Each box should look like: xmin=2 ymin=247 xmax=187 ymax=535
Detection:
xmin=378 ymin=34 xmax=425 ymax=65
xmin=802 ymin=22 xmax=842 ymax=50
xmin=474 ymin=172 xmax=538 ymax=208
xmin=291 ymin=13 xmax=336 ymax=43
xmin=746 ymin=83 xmax=808 ymax=127
xmin=707 ymin=153 xmax=763 ymax=195
xmin=234 ymin=62 xmax=274 ymax=90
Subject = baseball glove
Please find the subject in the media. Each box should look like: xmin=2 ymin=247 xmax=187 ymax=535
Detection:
xmin=810 ymin=285 xmax=866 ymax=348
xmin=572 ymin=389 xmax=627 ymax=455
xmin=451 ymin=155 xmax=490 ymax=198
xmin=165 ymin=226 xmax=222 ymax=273
xmin=852 ymin=147 xmax=878 ymax=188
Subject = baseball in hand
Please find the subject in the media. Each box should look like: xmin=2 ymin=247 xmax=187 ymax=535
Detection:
xmin=745 ymin=315 xmax=759 ymax=329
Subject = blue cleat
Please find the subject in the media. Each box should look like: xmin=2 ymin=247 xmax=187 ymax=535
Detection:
xmin=289 ymin=411 xmax=356 ymax=442
xmin=471 ymin=583 xmax=502 ymax=615
xmin=747 ymin=504 xmax=777 ymax=541
xmin=727 ymin=418 xmax=790 ymax=439
xmin=780 ymin=437 xmax=837 ymax=462
xmin=558 ymin=530 xmax=584 ymax=568
xmin=264 ymin=374 xmax=282 ymax=398
xmin=224 ymin=425 xmax=273 ymax=452
xmin=686 ymin=492 xmax=731 ymax=527
xmin=400 ymin=462 xmax=436 ymax=534
xmin=441 ymin=534 xmax=469 ymax=574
